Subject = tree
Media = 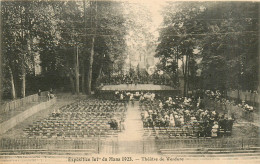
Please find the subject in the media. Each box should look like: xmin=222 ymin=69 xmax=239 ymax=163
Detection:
xmin=36 ymin=0 xmax=127 ymax=94
xmin=156 ymin=1 xmax=259 ymax=94
xmin=86 ymin=1 xmax=127 ymax=92
xmin=2 ymin=1 xmax=43 ymax=98
xmin=199 ymin=2 xmax=259 ymax=91
xmin=122 ymin=2 xmax=157 ymax=75
xmin=156 ymin=2 xmax=204 ymax=95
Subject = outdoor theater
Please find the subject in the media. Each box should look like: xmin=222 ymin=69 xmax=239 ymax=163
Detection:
xmin=0 ymin=0 xmax=259 ymax=163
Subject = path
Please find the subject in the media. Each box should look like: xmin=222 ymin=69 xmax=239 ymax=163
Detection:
xmin=118 ymin=101 xmax=144 ymax=141
xmin=101 ymin=101 xmax=156 ymax=154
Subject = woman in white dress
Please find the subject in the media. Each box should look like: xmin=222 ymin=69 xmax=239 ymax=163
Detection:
xmin=211 ymin=121 xmax=219 ymax=137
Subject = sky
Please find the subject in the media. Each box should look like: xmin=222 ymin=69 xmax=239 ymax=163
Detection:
xmin=144 ymin=0 xmax=166 ymax=37
xmin=124 ymin=0 xmax=167 ymax=69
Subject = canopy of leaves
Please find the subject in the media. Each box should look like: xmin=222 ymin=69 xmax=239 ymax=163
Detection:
xmin=156 ymin=1 xmax=259 ymax=90
xmin=1 ymin=0 xmax=128 ymax=96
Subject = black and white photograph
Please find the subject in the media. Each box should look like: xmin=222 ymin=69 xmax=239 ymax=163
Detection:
xmin=0 ymin=0 xmax=259 ymax=163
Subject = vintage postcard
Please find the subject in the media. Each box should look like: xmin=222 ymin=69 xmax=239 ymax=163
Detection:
xmin=0 ymin=0 xmax=259 ymax=163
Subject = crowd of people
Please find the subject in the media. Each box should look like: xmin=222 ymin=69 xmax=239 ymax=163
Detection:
xmin=112 ymin=90 xmax=235 ymax=138
xmin=139 ymin=94 xmax=235 ymax=138
xmin=204 ymin=90 xmax=256 ymax=121
xmin=114 ymin=91 xmax=156 ymax=103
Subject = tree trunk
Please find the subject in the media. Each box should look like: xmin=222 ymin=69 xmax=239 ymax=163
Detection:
xmin=21 ymin=67 xmax=26 ymax=98
xmin=183 ymin=52 xmax=190 ymax=97
xmin=81 ymin=60 xmax=85 ymax=93
xmin=176 ymin=47 xmax=179 ymax=85
xmin=186 ymin=54 xmax=190 ymax=96
xmin=69 ymin=75 xmax=75 ymax=94
xmin=75 ymin=46 xmax=80 ymax=94
xmin=86 ymin=36 xmax=95 ymax=95
xmin=0 ymin=9 xmax=1 ymax=102
xmin=98 ymin=64 xmax=102 ymax=79
xmin=86 ymin=1 xmax=97 ymax=95
xmin=82 ymin=0 xmax=87 ymax=94
xmin=183 ymin=75 xmax=187 ymax=97
xmin=183 ymin=56 xmax=187 ymax=97
xmin=20 ymin=5 xmax=26 ymax=99
xmin=9 ymin=67 xmax=16 ymax=99
xmin=182 ymin=56 xmax=185 ymax=76
xmin=92 ymin=64 xmax=102 ymax=90
xmin=96 ymin=64 xmax=103 ymax=85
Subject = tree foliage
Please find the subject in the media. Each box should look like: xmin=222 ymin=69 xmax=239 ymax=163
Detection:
xmin=156 ymin=1 xmax=259 ymax=93
xmin=1 ymin=0 xmax=128 ymax=98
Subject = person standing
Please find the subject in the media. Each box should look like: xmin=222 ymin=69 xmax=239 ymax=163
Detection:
xmin=38 ymin=89 xmax=41 ymax=96
xmin=211 ymin=121 xmax=219 ymax=137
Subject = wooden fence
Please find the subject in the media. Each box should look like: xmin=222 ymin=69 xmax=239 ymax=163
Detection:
xmin=0 ymin=91 xmax=49 ymax=113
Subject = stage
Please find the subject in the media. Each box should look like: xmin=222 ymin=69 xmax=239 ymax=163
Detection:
xmin=100 ymin=84 xmax=176 ymax=91
xmin=96 ymin=84 xmax=181 ymax=99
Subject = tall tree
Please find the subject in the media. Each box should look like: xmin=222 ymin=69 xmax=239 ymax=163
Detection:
xmin=2 ymin=1 xmax=40 ymax=98
xmin=156 ymin=1 xmax=259 ymax=94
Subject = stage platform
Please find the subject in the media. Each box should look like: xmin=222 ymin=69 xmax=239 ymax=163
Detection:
xmin=96 ymin=84 xmax=181 ymax=99
xmin=100 ymin=84 xmax=176 ymax=91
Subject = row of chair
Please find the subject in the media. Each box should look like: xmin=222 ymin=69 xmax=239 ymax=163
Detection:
xmin=23 ymin=99 xmax=127 ymax=139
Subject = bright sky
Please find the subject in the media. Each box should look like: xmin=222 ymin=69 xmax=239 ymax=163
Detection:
xmin=123 ymin=0 xmax=187 ymax=72
xmin=141 ymin=1 xmax=166 ymax=66
xmin=136 ymin=0 xmax=166 ymax=38
xmin=125 ymin=0 xmax=166 ymax=63
xmin=145 ymin=1 xmax=165 ymax=34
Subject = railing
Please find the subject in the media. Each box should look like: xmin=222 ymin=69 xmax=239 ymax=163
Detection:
xmin=154 ymin=138 xmax=260 ymax=150
xmin=0 ymin=91 xmax=49 ymax=113
xmin=0 ymin=138 xmax=100 ymax=153
xmin=0 ymin=138 xmax=259 ymax=154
